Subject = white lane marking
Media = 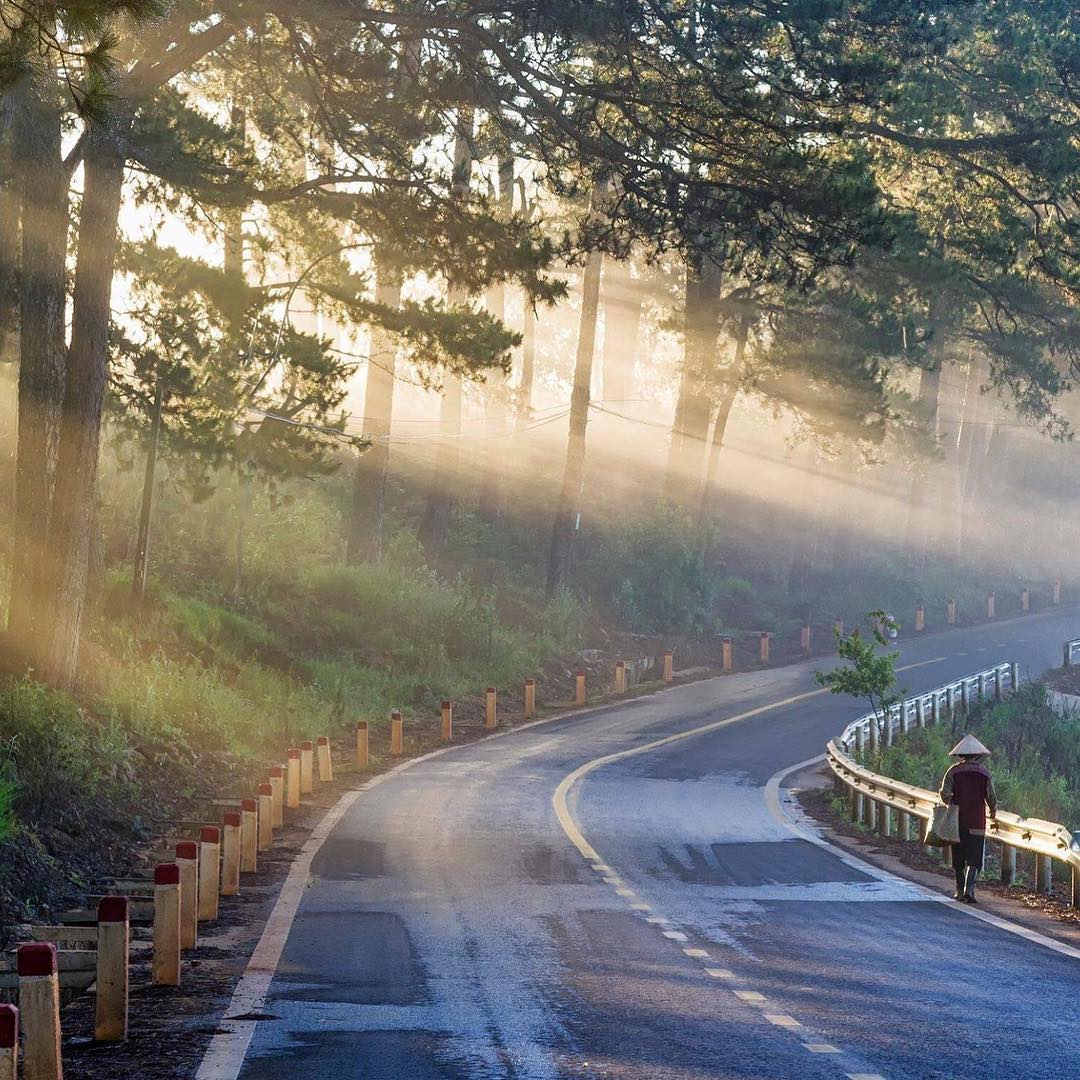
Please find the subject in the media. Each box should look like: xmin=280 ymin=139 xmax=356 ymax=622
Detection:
xmin=848 ymin=1075 xmax=887 ymax=1080
xmin=615 ymin=887 xmax=636 ymax=898
xmin=735 ymin=990 xmax=766 ymax=1003
xmin=805 ymin=1043 xmax=841 ymax=1053
xmin=766 ymin=755 xmax=1080 ymax=961
xmin=683 ymin=948 xmax=710 ymax=958
xmin=705 ymin=968 xmax=737 ymax=979
xmin=663 ymin=930 xmax=689 ymax=942
xmin=766 ymin=1014 xmax=802 ymax=1028
xmin=630 ymin=902 xmax=652 ymax=911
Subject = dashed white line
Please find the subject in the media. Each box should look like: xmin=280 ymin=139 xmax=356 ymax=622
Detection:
xmin=682 ymin=948 xmax=710 ymax=958
xmin=765 ymin=1015 xmax=802 ymax=1029
xmin=734 ymin=990 xmax=766 ymax=1003
xmin=805 ymin=1043 xmax=841 ymax=1054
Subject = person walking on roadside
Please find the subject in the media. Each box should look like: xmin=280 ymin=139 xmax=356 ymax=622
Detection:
xmin=939 ymin=735 xmax=997 ymax=904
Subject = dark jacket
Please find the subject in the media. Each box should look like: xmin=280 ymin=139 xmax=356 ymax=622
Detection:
xmin=940 ymin=760 xmax=997 ymax=834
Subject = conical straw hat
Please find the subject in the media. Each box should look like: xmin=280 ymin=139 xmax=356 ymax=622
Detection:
xmin=949 ymin=734 xmax=991 ymax=757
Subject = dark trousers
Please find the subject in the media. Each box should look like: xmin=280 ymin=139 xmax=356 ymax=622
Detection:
xmin=951 ymin=827 xmax=985 ymax=873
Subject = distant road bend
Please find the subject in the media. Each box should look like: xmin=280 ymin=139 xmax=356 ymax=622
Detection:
xmin=199 ymin=609 xmax=1080 ymax=1080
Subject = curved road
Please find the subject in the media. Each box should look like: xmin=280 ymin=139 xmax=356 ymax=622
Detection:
xmin=202 ymin=608 xmax=1080 ymax=1080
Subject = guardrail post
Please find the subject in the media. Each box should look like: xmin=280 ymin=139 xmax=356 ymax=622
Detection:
xmin=977 ymin=674 xmax=987 ymax=704
xmin=240 ymin=798 xmax=257 ymax=875
xmin=721 ymin=638 xmax=733 ymax=672
xmin=960 ymin=681 xmax=971 ymax=715
xmin=898 ymin=703 xmax=908 ymax=737
xmin=987 ymin=591 xmax=995 ymax=620
xmin=95 ymin=896 xmax=129 ymax=1042
xmin=524 ymin=678 xmax=537 ymax=716
xmin=355 ymin=722 xmax=369 ymax=767
xmin=198 ymin=827 xmax=220 ymax=921
xmin=849 ymin=782 xmax=861 ymax=823
xmin=878 ymin=801 xmax=891 ymax=838
xmin=1054 ymin=579 xmax=1061 ymax=605
xmin=286 ymin=748 xmax=301 ymax=808
xmin=897 ymin=809 xmax=910 ymax=841
xmin=614 ymin=661 xmax=626 ymax=694
xmin=1021 ymin=587 xmax=1030 ymax=612
xmin=1000 ymin=843 xmax=1016 ymax=886
xmin=994 ymin=668 xmax=1003 ymax=702
xmin=575 ymin=671 xmax=586 ymax=705
xmin=300 ymin=741 xmax=314 ymax=794
xmin=441 ymin=700 xmax=453 ymax=742
xmin=1036 ymin=854 xmax=1052 ymax=895
xmin=759 ymin=633 xmax=770 ymax=664
xmin=18 ymin=943 xmax=62 ymax=1080
xmin=221 ymin=812 xmax=241 ymax=896
xmin=915 ymin=605 xmax=925 ymax=633
xmin=1066 ymin=642 xmax=1073 ymax=669
xmin=257 ymin=786 xmax=273 ymax=851
xmin=0 ymin=1004 xmax=17 ymax=1080
xmin=915 ymin=699 xmax=925 ymax=729
xmin=946 ymin=598 xmax=956 ymax=625
xmin=862 ymin=787 xmax=875 ymax=829
xmin=868 ymin=716 xmax=878 ymax=756
xmin=176 ymin=840 xmax=199 ymax=949
xmin=269 ymin=765 xmax=284 ymax=827
xmin=1010 ymin=661 xmax=1020 ymax=691
xmin=317 ymin=736 xmax=333 ymax=782
xmin=153 ymin=863 xmax=181 ymax=986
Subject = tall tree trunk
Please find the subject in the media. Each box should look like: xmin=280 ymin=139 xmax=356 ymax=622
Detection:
xmin=420 ymin=102 xmax=474 ymax=552
xmin=347 ymin=265 xmax=402 ymax=563
xmin=7 ymin=87 xmax=68 ymax=659
xmin=131 ymin=380 xmax=164 ymax=602
xmin=903 ymin=356 xmax=943 ymax=565
xmin=668 ymin=259 xmax=722 ymax=503
xmin=40 ymin=129 xmax=126 ymax=688
xmin=696 ymin=312 xmax=749 ymax=545
xmin=517 ymin=301 xmax=536 ymax=424
xmin=0 ymin=93 xmax=20 ymax=359
xmin=546 ymin=242 xmax=604 ymax=597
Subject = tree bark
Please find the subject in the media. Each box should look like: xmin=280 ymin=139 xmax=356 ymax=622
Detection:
xmin=903 ymin=354 xmax=943 ymax=564
xmin=7 ymin=87 xmax=68 ymax=659
xmin=132 ymin=380 xmax=164 ymax=602
xmin=40 ymin=129 xmax=127 ymax=688
xmin=420 ymin=102 xmax=474 ymax=552
xmin=599 ymin=261 xmax=642 ymax=405
xmin=668 ymin=259 xmax=722 ymax=503
xmin=347 ymin=264 xmax=403 ymax=562
xmin=546 ymin=243 xmax=604 ymax=597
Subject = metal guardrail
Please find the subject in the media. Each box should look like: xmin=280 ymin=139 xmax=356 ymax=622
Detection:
xmin=826 ymin=662 xmax=1080 ymax=896
xmin=1064 ymin=637 xmax=1080 ymax=668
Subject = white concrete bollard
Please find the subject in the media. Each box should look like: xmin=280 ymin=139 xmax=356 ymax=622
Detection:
xmin=153 ymin=863 xmax=181 ymax=986
xmin=240 ymin=798 xmax=258 ymax=874
xmin=175 ymin=840 xmax=199 ymax=950
xmin=258 ymin=785 xmax=273 ymax=851
xmin=198 ymin=827 xmax=220 ymax=921
xmin=317 ymin=736 xmax=333 ymax=782
xmin=17 ymin=943 xmax=62 ymax=1080
xmin=221 ymin=812 xmax=241 ymax=897
xmin=286 ymin=748 xmax=301 ymax=809
xmin=95 ymin=896 xmax=129 ymax=1042
xmin=300 ymin=741 xmax=314 ymax=795
xmin=0 ymin=1004 xmax=17 ymax=1080
xmin=391 ymin=710 xmax=404 ymax=754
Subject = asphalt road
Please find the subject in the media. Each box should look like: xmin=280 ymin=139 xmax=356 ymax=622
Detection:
xmin=219 ymin=608 xmax=1080 ymax=1080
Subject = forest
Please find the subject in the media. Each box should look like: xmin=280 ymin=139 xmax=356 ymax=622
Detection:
xmin=3 ymin=1 xmax=1080 ymax=899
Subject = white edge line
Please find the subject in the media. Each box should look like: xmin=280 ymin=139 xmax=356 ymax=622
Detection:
xmin=765 ymin=755 xmax=1080 ymax=962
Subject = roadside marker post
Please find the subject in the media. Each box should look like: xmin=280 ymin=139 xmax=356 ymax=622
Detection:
xmin=221 ymin=812 xmax=241 ymax=896
xmin=614 ymin=661 xmax=626 ymax=694
xmin=355 ymin=723 xmax=369 ymax=768
xmin=17 ymin=944 xmax=62 ymax=1080
xmin=300 ymin=741 xmax=314 ymax=795
xmin=575 ymin=672 xmax=586 ymax=705
xmin=268 ymin=766 xmax=284 ymax=827
xmin=987 ymin=591 xmax=996 ymax=620
xmin=257 ymin=786 xmax=273 ymax=851
xmin=441 ymin=700 xmax=453 ymax=742
xmin=1021 ymin=587 xmax=1030 ymax=612
xmin=759 ymin=633 xmax=770 ymax=664
xmin=721 ymin=638 xmax=733 ymax=672
xmin=286 ymin=749 xmax=301 ymax=809
xmin=240 ymin=798 xmax=258 ymax=874
xmin=175 ymin=840 xmax=199 ymax=949
xmin=947 ymin=598 xmax=956 ymax=625
xmin=95 ymin=896 xmax=129 ymax=1042
xmin=1054 ymin=579 xmax=1062 ymax=605
xmin=915 ymin=606 xmax=925 ymax=633
xmin=152 ymin=864 xmax=181 ymax=986
xmin=198 ymin=827 xmax=221 ymax=921
xmin=391 ymin=710 xmax=404 ymax=754
xmin=316 ymin=736 xmax=333 ymax=782
xmin=800 ymin=626 xmax=811 ymax=653
xmin=0 ymin=1004 xmax=17 ymax=1080
xmin=485 ymin=688 xmax=498 ymax=729
xmin=524 ymin=679 xmax=536 ymax=717
xmin=663 ymin=650 xmax=674 ymax=682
